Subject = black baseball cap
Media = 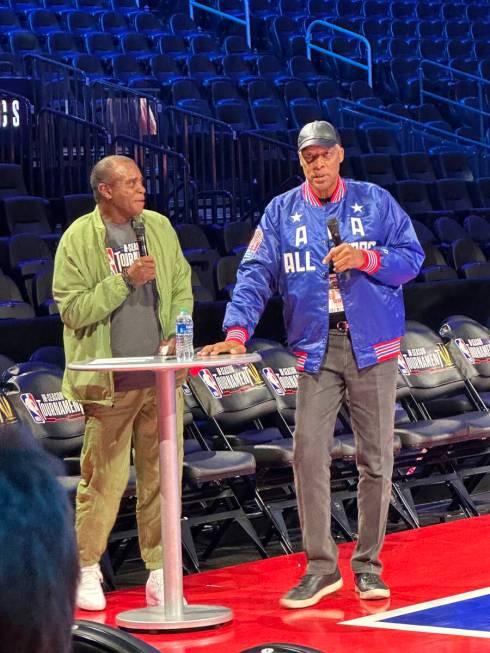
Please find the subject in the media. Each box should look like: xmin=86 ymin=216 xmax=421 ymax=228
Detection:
xmin=298 ymin=120 xmax=341 ymax=151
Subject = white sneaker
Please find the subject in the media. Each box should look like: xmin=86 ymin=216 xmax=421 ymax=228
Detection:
xmin=146 ymin=569 xmax=187 ymax=607
xmin=76 ymin=563 xmax=106 ymax=611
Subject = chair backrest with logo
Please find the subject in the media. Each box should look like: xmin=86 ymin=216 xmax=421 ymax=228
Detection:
xmin=187 ymin=360 xmax=276 ymax=429
xmin=4 ymin=368 xmax=85 ymax=457
xmin=254 ymin=347 xmax=298 ymax=426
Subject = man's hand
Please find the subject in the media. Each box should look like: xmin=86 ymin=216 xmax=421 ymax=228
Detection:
xmin=323 ymin=244 xmax=365 ymax=273
xmin=158 ymin=337 xmax=176 ymax=356
xmin=198 ymin=341 xmax=246 ymax=357
xmin=125 ymin=256 xmax=156 ymax=288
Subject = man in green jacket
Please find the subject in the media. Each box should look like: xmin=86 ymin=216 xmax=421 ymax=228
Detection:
xmin=53 ymin=155 xmax=193 ymax=611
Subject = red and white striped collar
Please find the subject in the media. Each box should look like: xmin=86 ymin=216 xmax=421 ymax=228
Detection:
xmin=301 ymin=177 xmax=346 ymax=207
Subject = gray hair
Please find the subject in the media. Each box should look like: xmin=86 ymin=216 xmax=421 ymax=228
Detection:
xmin=89 ymin=155 xmax=134 ymax=203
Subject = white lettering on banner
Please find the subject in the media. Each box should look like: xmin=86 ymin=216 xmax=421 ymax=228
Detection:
xmin=399 ymin=345 xmax=454 ymax=375
xmin=295 ymin=226 xmax=308 ymax=247
xmin=1 ymin=99 xmax=20 ymax=128
xmin=283 ymin=251 xmax=316 ymax=274
xmin=351 ymin=217 xmax=365 ymax=236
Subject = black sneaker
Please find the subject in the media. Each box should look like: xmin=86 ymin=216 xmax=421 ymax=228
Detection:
xmin=280 ymin=569 xmax=343 ymax=609
xmin=354 ymin=573 xmax=390 ymax=600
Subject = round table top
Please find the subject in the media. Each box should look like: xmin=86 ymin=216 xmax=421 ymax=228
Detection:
xmin=69 ymin=352 xmax=261 ymax=373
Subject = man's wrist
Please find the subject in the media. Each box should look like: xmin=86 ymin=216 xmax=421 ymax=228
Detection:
xmin=225 ymin=327 xmax=248 ymax=345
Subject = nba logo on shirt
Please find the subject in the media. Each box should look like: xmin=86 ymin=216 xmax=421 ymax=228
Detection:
xmin=198 ymin=369 xmax=223 ymax=399
xmin=261 ymin=367 xmax=285 ymax=395
xmin=20 ymin=393 xmax=46 ymax=423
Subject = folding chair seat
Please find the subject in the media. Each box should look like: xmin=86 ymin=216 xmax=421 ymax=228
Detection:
xmin=214 ymin=254 xmax=240 ymax=299
xmin=174 ymin=224 xmax=219 ymax=295
xmin=439 ymin=315 xmax=490 ymax=405
xmin=418 ymin=242 xmax=457 ymax=282
xmin=393 ymin=320 xmax=490 ymax=521
xmin=445 ymin=20 xmax=471 ymax=41
xmin=410 ymin=219 xmax=437 ymax=246
xmin=394 ymin=180 xmax=449 ymax=223
xmin=169 ymin=12 xmax=202 ymax=40
xmin=388 ymin=57 xmax=420 ymax=103
xmin=189 ymin=34 xmax=222 ymax=62
xmin=111 ymin=0 xmax=139 ymax=15
xmin=386 ymin=36 xmax=418 ymax=63
xmin=269 ymin=15 xmax=304 ymax=57
xmin=358 ymin=153 xmax=397 ymax=186
xmin=308 ymin=0 xmax=337 ymax=19
xmin=433 ymin=151 xmax=474 ymax=181
xmin=4 ymin=367 xmax=85 ymax=460
xmin=3 ymin=197 xmax=53 ymax=237
xmin=28 ymin=8 xmax=60 ymax=35
xmin=390 ymin=18 xmax=418 ymax=41
xmin=434 ymin=180 xmax=479 ymax=220
xmin=132 ymin=10 xmax=167 ymax=38
xmin=447 ymin=39 xmax=472 ymax=61
xmin=395 ymin=152 xmax=437 ymax=182
xmin=61 ymin=193 xmax=94 ymax=226
xmin=186 ymin=53 xmax=224 ymax=88
xmin=289 ymin=98 xmax=323 ymax=130
xmin=47 ymin=31 xmax=80 ymax=61
xmin=112 ymin=53 xmax=155 ymax=86
xmin=337 ymin=127 xmax=362 ymax=156
xmin=358 ymin=123 xmax=401 ymax=155
xmin=475 ymin=178 xmax=490 ymax=211
xmin=419 ymin=38 xmax=448 ymax=64
xmin=256 ymin=54 xmax=296 ymax=88
xmin=221 ymin=53 xmax=259 ymax=88
xmin=248 ymin=79 xmax=284 ymax=112
xmin=467 ymin=5 xmax=490 ymax=22
xmin=471 ymin=21 xmax=490 ymax=41
xmin=9 ymin=30 xmax=42 ymax=56
xmin=474 ymin=39 xmax=490 ymax=60
xmin=214 ymin=99 xmax=254 ymax=130
xmin=0 ymin=8 xmax=22 ymax=35
xmin=288 ymin=55 xmax=326 ymax=89
xmin=120 ymin=32 xmax=151 ymax=61
xmin=249 ymin=0 xmax=275 ymax=21
xmin=389 ymin=0 xmax=416 ymax=19
xmin=76 ymin=0 xmax=105 ymax=10
xmin=42 ymin=0 xmax=73 ymax=12
xmin=279 ymin=0 xmax=307 ymax=22
xmin=32 ymin=266 xmax=58 ymax=315
xmin=210 ymin=78 xmax=241 ymax=108
xmin=451 ymin=238 xmax=490 ymax=279
xmin=85 ymin=32 xmax=120 ymax=60
xmin=181 ymin=430 xmax=268 ymax=569
xmin=0 ymin=164 xmax=28 ymax=198
xmin=433 ymin=216 xmax=468 ymax=247
xmin=0 ymin=275 xmax=35 ymax=319
xmin=158 ymin=34 xmax=189 ymax=63
xmin=417 ymin=19 xmax=445 ymax=42
xmin=361 ymin=18 xmax=391 ymax=59
xmin=99 ymin=10 xmax=131 ymax=35
xmin=416 ymin=2 xmax=441 ymax=21
xmin=8 ymin=233 xmax=53 ymax=303
xmin=148 ymin=54 xmax=185 ymax=94
xmin=223 ymin=35 xmax=255 ymax=62
xmin=72 ymin=53 xmax=111 ymax=82
xmin=187 ymin=360 xmax=300 ymax=552
xmin=284 ymin=79 xmax=312 ymax=107
xmin=251 ymin=102 xmax=289 ymax=139
xmin=29 ymin=345 xmax=65 ymax=369
xmin=463 ymin=215 xmax=490 ymax=256
xmin=65 ymin=10 xmax=98 ymax=35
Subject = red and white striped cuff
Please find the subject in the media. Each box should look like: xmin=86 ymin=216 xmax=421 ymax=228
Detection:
xmin=374 ymin=337 xmax=401 ymax=362
xmin=359 ymin=249 xmax=381 ymax=274
xmin=293 ymin=351 xmax=308 ymax=372
xmin=225 ymin=326 xmax=249 ymax=345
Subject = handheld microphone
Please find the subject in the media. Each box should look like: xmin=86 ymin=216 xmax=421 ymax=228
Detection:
xmin=132 ymin=220 xmax=148 ymax=256
xmin=132 ymin=219 xmax=158 ymax=305
xmin=327 ymin=218 xmax=342 ymax=247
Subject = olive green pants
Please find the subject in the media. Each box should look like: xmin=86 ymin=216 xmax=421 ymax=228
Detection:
xmin=76 ymin=386 xmax=184 ymax=571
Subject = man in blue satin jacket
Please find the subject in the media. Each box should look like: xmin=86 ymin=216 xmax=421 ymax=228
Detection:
xmin=200 ymin=121 xmax=424 ymax=609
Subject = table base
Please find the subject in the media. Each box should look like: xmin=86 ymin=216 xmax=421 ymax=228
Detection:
xmin=116 ymin=604 xmax=233 ymax=630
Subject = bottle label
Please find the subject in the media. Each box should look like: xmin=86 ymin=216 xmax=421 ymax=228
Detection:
xmin=176 ymin=323 xmax=188 ymax=334
xmin=328 ymin=273 xmax=345 ymax=314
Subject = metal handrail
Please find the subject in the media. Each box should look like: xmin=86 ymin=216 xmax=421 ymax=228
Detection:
xmin=189 ymin=0 xmax=251 ymax=48
xmin=305 ymin=19 xmax=373 ymax=87
xmin=419 ymin=59 xmax=490 ymax=143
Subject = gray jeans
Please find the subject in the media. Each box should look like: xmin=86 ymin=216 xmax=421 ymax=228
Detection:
xmin=294 ymin=330 xmax=398 ymax=576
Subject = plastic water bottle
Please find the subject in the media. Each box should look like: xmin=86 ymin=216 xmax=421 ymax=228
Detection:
xmin=175 ymin=309 xmax=194 ymax=362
